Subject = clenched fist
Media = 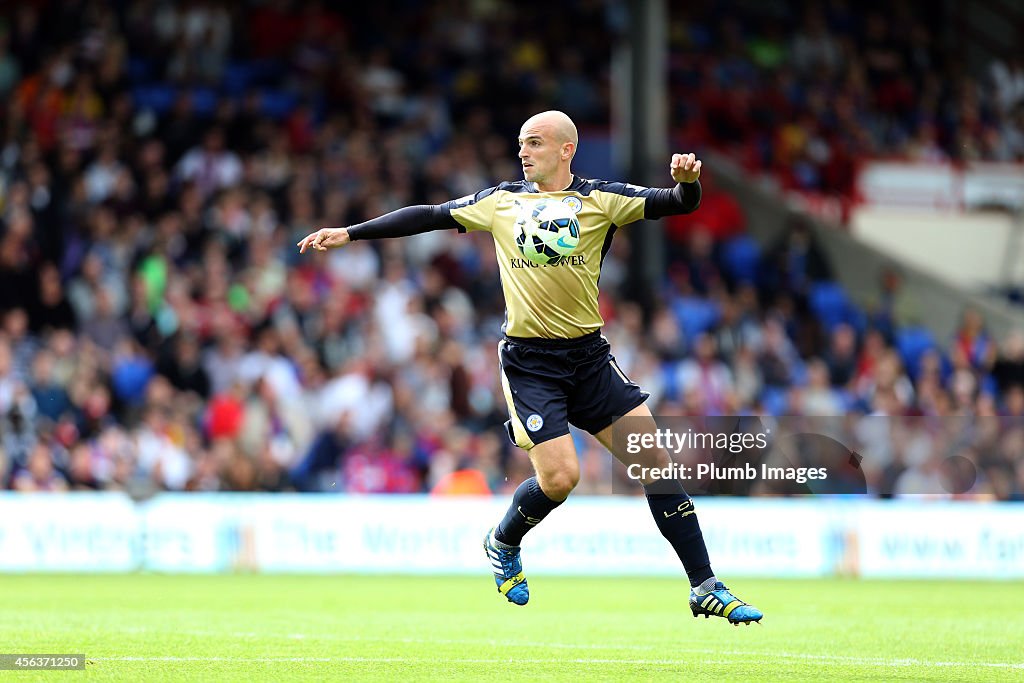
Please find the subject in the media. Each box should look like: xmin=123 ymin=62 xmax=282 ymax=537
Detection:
xmin=670 ymin=153 xmax=702 ymax=184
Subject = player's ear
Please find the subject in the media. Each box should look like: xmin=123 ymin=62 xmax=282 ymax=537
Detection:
xmin=562 ymin=142 xmax=575 ymax=160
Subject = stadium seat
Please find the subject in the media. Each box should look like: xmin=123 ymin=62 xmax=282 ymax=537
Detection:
xmin=808 ymin=281 xmax=866 ymax=333
xmin=223 ymin=62 xmax=256 ymax=95
xmin=673 ymin=297 xmax=721 ymax=340
xmin=895 ymin=327 xmax=937 ymax=371
xmin=259 ymin=89 xmax=298 ymax=119
xmin=190 ymin=88 xmax=219 ymax=116
xmin=111 ymin=358 xmax=155 ymax=405
xmin=809 ymin=282 xmax=848 ymax=326
xmin=721 ymin=235 xmax=761 ymax=284
xmin=760 ymin=387 xmax=789 ymax=416
xmin=132 ymin=85 xmax=176 ymax=115
xmin=661 ymin=360 xmax=680 ymax=402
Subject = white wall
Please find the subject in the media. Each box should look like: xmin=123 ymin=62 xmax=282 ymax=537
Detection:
xmin=851 ymin=207 xmax=1022 ymax=289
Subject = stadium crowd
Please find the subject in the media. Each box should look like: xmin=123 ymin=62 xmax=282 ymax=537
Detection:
xmin=669 ymin=0 xmax=1024 ymax=196
xmin=1 ymin=1 xmax=1023 ymax=500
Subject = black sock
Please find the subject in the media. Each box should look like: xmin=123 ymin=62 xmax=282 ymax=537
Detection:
xmin=494 ymin=477 xmax=563 ymax=546
xmin=644 ymin=481 xmax=714 ymax=587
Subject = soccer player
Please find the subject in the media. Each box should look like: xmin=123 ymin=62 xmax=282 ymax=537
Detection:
xmin=298 ymin=111 xmax=763 ymax=625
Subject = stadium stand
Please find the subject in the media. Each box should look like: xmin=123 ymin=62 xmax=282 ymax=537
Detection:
xmin=0 ymin=0 xmax=1022 ymax=501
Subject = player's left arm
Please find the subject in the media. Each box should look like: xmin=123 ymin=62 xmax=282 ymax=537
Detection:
xmin=642 ymin=153 xmax=702 ymax=219
xmin=597 ymin=154 xmax=703 ymax=226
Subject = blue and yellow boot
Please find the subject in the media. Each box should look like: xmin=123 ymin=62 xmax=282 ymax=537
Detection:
xmin=689 ymin=581 xmax=763 ymax=625
xmin=484 ymin=528 xmax=529 ymax=605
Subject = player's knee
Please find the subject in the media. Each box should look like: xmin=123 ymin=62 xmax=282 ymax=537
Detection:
xmin=540 ymin=469 xmax=579 ymax=501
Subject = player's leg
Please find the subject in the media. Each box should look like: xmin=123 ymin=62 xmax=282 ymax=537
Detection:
xmin=568 ymin=343 xmax=717 ymax=586
xmin=569 ymin=339 xmax=762 ymax=624
xmin=484 ymin=435 xmax=577 ymax=606
xmin=493 ymin=433 xmax=579 ymax=545
xmin=485 ymin=340 xmax=576 ymax=605
xmin=591 ymin=403 xmax=715 ymax=587
xmin=593 ymin=402 xmax=763 ymax=624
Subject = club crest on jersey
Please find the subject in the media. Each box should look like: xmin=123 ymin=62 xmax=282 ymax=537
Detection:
xmin=526 ymin=414 xmax=544 ymax=432
xmin=561 ymin=196 xmax=583 ymax=214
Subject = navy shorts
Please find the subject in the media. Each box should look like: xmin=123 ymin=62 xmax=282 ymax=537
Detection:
xmin=497 ymin=331 xmax=649 ymax=450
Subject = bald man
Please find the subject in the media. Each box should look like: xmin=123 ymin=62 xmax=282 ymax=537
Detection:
xmin=298 ymin=111 xmax=762 ymax=625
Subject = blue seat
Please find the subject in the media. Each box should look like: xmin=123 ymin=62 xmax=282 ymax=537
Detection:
xmin=673 ymin=297 xmax=720 ymax=340
xmin=895 ymin=327 xmax=936 ymax=371
xmin=259 ymin=89 xmax=297 ymax=119
xmin=809 ymin=281 xmax=866 ymax=333
xmin=809 ymin=282 xmax=848 ymax=327
xmin=223 ymin=62 xmax=256 ymax=95
xmin=250 ymin=59 xmax=286 ymax=84
xmin=132 ymin=85 xmax=176 ymax=114
xmin=760 ymin=387 xmax=789 ymax=416
xmin=721 ymin=235 xmax=760 ymax=284
xmin=661 ymin=360 xmax=680 ymax=402
xmin=190 ymin=88 xmax=219 ymax=116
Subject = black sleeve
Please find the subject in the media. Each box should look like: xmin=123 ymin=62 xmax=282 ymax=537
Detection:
xmin=643 ymin=181 xmax=702 ymax=220
xmin=344 ymin=205 xmax=461 ymax=241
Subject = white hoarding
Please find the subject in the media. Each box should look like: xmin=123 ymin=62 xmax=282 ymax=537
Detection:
xmin=0 ymin=494 xmax=139 ymax=571
xmin=1 ymin=494 xmax=1022 ymax=578
xmin=856 ymin=502 xmax=1024 ymax=578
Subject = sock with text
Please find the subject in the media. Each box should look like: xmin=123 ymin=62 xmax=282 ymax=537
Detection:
xmin=644 ymin=480 xmax=715 ymax=588
xmin=494 ymin=477 xmax=563 ymax=546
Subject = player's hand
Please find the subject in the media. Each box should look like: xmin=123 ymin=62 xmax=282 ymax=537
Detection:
xmin=670 ymin=153 xmax=701 ymax=184
xmin=297 ymin=227 xmax=350 ymax=253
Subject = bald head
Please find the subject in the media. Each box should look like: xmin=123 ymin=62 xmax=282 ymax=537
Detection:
xmin=521 ymin=110 xmax=578 ymax=149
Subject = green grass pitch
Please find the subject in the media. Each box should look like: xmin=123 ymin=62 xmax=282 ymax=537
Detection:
xmin=1 ymin=575 xmax=1022 ymax=682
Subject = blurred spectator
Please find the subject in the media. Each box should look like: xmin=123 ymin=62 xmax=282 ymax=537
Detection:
xmin=28 ymin=349 xmax=72 ymax=423
xmin=824 ymin=323 xmax=858 ymax=387
xmin=762 ymin=219 xmax=832 ymax=299
xmin=677 ymin=333 xmax=733 ymax=413
xmin=993 ymin=331 xmax=1024 ymax=394
xmin=29 ymin=264 xmax=77 ymax=333
xmin=12 ymin=441 xmax=68 ymax=492
xmin=175 ymin=127 xmax=242 ymax=199
xmin=952 ymin=307 xmax=997 ymax=374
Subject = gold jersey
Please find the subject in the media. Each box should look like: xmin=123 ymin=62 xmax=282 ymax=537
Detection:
xmin=443 ymin=176 xmax=695 ymax=339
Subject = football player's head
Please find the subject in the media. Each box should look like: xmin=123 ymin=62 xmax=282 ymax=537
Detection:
xmin=517 ymin=111 xmax=577 ymax=185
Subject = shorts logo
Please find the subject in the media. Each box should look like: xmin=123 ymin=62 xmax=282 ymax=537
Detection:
xmin=526 ymin=414 xmax=544 ymax=432
xmin=561 ymin=196 xmax=583 ymax=214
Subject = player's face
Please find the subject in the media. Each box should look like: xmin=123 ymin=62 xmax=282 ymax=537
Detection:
xmin=517 ymin=127 xmax=561 ymax=184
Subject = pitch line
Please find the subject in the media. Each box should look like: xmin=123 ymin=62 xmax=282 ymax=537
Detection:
xmin=90 ymin=655 xmax=1024 ymax=669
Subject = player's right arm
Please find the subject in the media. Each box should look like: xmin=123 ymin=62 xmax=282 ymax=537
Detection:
xmin=297 ymin=205 xmax=457 ymax=253
xmin=297 ymin=186 xmax=502 ymax=253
